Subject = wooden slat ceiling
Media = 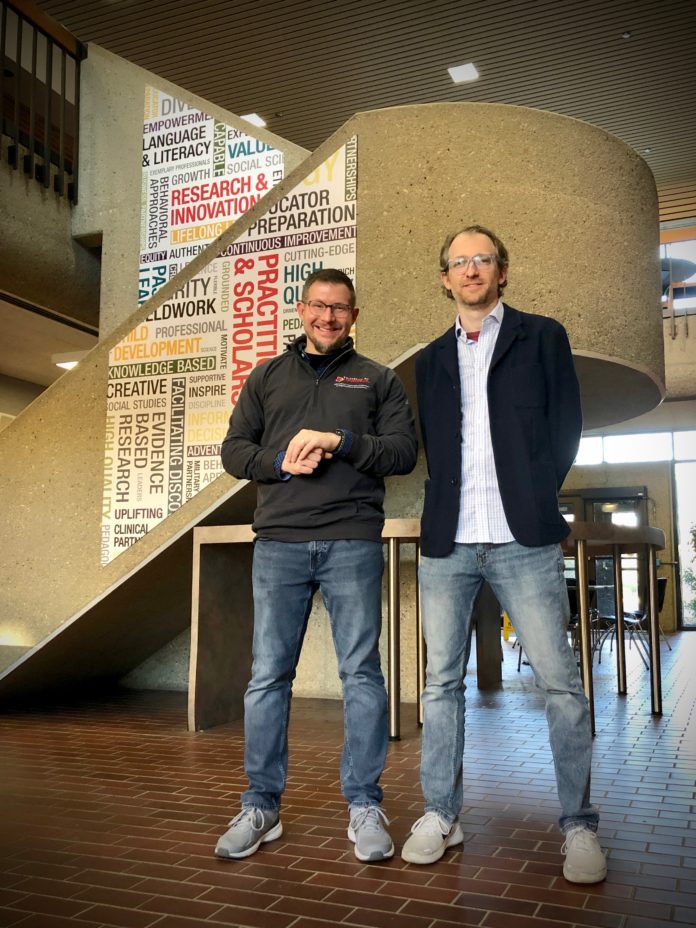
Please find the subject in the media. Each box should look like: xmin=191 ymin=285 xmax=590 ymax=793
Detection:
xmin=37 ymin=0 xmax=696 ymax=221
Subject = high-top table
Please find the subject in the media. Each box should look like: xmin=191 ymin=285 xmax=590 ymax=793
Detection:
xmin=188 ymin=519 xmax=665 ymax=738
xmin=561 ymin=521 xmax=666 ymax=734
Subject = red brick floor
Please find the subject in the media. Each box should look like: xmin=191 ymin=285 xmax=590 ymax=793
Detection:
xmin=1 ymin=632 xmax=694 ymax=928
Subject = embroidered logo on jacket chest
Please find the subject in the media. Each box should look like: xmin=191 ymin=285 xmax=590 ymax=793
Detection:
xmin=334 ymin=376 xmax=371 ymax=389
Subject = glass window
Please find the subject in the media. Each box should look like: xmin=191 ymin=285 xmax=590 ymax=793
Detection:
xmin=675 ymin=461 xmax=696 ymax=628
xmin=619 ymin=554 xmax=640 ymax=613
xmin=674 ymin=431 xmax=696 ymax=461
xmin=575 ymin=436 xmax=603 ymax=465
xmin=611 ymin=511 xmax=638 ymax=527
xmin=660 ymin=240 xmax=696 ymax=313
xmin=603 ymin=433 xmax=673 ymax=463
xmin=661 ymin=240 xmax=696 ymax=274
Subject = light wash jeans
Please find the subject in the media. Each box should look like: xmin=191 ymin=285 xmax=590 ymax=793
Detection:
xmin=419 ymin=541 xmax=599 ymax=833
xmin=242 ymin=538 xmax=387 ymax=812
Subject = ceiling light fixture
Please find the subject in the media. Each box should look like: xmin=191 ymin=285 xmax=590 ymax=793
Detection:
xmin=447 ymin=62 xmax=479 ymax=84
xmin=621 ymin=31 xmax=632 ymax=39
xmin=240 ymin=113 xmax=266 ymax=128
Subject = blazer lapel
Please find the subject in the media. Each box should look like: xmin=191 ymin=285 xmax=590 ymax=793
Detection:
xmin=437 ymin=326 xmax=460 ymax=386
xmin=490 ymin=304 xmax=524 ymax=370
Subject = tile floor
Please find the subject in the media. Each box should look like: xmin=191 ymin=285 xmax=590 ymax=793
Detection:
xmin=1 ymin=631 xmax=694 ymax=928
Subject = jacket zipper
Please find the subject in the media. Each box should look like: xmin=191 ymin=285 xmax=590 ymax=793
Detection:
xmin=293 ymin=339 xmax=354 ymax=415
xmin=313 ymin=343 xmax=353 ymax=386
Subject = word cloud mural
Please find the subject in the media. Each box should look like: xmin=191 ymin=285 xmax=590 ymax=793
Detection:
xmin=100 ymin=97 xmax=357 ymax=564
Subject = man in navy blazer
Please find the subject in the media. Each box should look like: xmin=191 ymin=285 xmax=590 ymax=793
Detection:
xmin=401 ymin=226 xmax=606 ymax=885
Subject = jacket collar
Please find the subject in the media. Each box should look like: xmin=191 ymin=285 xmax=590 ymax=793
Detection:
xmin=288 ymin=334 xmax=355 ymax=360
xmin=436 ymin=303 xmax=524 ymax=382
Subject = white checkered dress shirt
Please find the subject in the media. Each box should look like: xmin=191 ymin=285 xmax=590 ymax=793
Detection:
xmin=454 ymin=302 xmax=515 ymax=544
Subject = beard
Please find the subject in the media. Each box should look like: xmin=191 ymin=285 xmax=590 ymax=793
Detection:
xmin=458 ymin=281 xmax=499 ymax=308
xmin=306 ymin=330 xmax=349 ymax=354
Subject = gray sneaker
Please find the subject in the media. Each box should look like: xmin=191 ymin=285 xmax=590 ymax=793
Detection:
xmin=347 ymin=805 xmax=394 ymax=862
xmin=215 ymin=807 xmax=282 ymax=859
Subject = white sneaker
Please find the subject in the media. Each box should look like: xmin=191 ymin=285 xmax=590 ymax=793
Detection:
xmin=562 ymin=825 xmax=607 ymax=883
xmin=401 ymin=811 xmax=464 ymax=865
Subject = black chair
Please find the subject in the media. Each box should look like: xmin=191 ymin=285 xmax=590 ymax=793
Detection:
xmin=566 ymin=581 xmax=602 ymax=654
xmin=624 ymin=575 xmax=672 ymax=648
xmin=596 ymin=576 xmax=670 ymax=669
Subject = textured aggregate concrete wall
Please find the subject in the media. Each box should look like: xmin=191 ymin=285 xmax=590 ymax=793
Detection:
xmin=1 ymin=102 xmax=663 ymax=703
xmin=351 ymin=103 xmax=663 ymax=402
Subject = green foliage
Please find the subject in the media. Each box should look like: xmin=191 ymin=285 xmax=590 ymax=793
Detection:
xmin=684 ymin=563 xmax=696 ymax=619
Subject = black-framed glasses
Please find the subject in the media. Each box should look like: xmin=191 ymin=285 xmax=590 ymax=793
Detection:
xmin=444 ymin=254 xmax=498 ymax=272
xmin=302 ymin=300 xmax=354 ymax=319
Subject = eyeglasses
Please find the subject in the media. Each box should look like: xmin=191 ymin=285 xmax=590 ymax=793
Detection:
xmin=302 ymin=300 xmax=354 ymax=319
xmin=444 ymin=254 xmax=498 ymax=272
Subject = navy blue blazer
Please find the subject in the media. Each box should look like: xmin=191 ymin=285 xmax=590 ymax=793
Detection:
xmin=416 ymin=304 xmax=582 ymax=556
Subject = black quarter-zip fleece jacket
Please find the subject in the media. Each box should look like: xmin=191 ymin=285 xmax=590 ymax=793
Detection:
xmin=220 ymin=336 xmax=418 ymax=542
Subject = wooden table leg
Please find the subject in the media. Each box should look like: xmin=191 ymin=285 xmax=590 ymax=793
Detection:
xmin=415 ymin=542 xmax=425 ymax=727
xmin=613 ymin=544 xmax=627 ymax=695
xmin=647 ymin=548 xmax=663 ymax=716
xmin=575 ymin=539 xmax=596 ymax=735
xmin=474 ymin=583 xmax=503 ymax=689
xmin=387 ymin=537 xmax=401 ymax=740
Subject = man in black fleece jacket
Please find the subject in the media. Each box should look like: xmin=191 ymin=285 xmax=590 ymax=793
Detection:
xmin=216 ymin=268 xmax=417 ymax=864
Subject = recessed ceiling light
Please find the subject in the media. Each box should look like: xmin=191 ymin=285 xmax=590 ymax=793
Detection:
xmin=621 ymin=30 xmax=632 ymax=39
xmin=447 ymin=62 xmax=479 ymax=84
xmin=643 ymin=147 xmax=653 ymax=154
xmin=240 ymin=113 xmax=266 ymax=128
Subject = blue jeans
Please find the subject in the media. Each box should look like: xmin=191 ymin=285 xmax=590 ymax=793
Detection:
xmin=242 ymin=538 xmax=387 ymax=812
xmin=419 ymin=541 xmax=598 ymax=833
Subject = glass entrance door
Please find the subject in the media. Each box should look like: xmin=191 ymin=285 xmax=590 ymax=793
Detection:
xmin=588 ymin=499 xmax=644 ymax=617
xmin=559 ymin=488 xmax=648 ymax=618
